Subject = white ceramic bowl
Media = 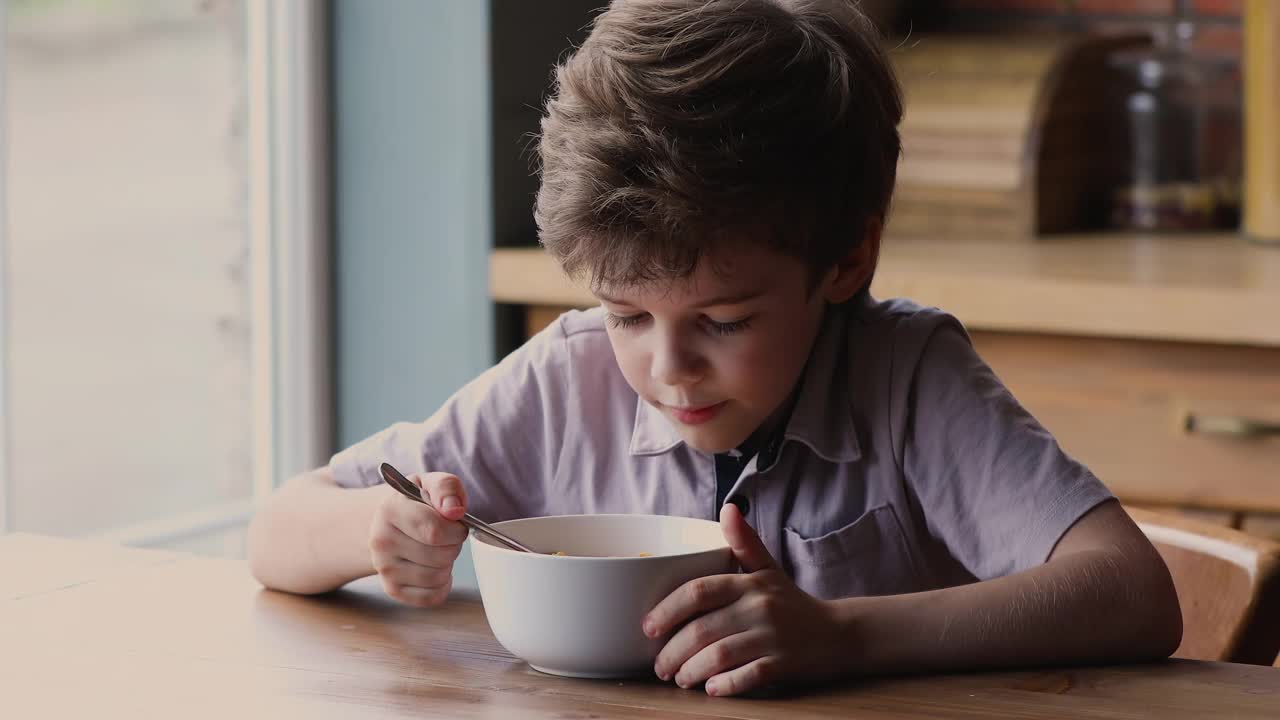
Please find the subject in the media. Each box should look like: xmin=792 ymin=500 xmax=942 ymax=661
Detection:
xmin=470 ymin=514 xmax=734 ymax=678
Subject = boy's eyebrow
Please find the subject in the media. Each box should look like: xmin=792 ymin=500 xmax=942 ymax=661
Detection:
xmin=594 ymin=288 xmax=767 ymax=308
xmin=592 ymin=290 xmax=630 ymax=305
xmin=690 ymin=288 xmax=767 ymax=307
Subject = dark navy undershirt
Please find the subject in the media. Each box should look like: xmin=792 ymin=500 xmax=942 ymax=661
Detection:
xmin=714 ymin=452 xmax=753 ymax=512
xmin=713 ymin=415 xmax=788 ymax=515
xmin=711 ymin=344 xmax=809 ymax=516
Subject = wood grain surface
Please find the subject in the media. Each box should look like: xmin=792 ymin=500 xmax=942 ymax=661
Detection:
xmin=4 ymin=533 xmax=1280 ymax=718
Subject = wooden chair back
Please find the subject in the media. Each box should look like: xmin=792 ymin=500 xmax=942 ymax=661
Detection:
xmin=1127 ymin=506 xmax=1280 ymax=664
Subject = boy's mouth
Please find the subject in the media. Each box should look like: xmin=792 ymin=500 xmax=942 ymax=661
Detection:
xmin=662 ymin=401 xmax=727 ymax=426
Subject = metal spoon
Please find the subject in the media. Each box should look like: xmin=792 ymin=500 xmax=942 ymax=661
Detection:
xmin=378 ymin=462 xmax=536 ymax=553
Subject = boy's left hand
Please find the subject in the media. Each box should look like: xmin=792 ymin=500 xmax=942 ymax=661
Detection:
xmin=644 ymin=502 xmax=843 ymax=697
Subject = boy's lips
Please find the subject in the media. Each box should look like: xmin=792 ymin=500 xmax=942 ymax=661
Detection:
xmin=662 ymin=401 xmax=727 ymax=426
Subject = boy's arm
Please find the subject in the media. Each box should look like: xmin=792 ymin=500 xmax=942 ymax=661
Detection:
xmin=831 ymin=499 xmax=1183 ymax=676
xmin=645 ymin=499 xmax=1180 ymax=697
xmin=244 ymin=315 xmax=578 ymax=597
xmin=246 ymin=467 xmax=391 ymax=595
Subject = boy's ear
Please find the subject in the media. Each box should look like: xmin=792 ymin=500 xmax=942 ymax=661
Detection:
xmin=822 ymin=218 xmax=882 ymax=304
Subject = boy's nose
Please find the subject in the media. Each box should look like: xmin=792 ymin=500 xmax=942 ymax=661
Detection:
xmin=650 ymin=343 xmax=704 ymax=387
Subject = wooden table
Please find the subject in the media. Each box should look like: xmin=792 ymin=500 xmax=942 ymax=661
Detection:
xmin=4 ymin=533 xmax=1279 ymax=719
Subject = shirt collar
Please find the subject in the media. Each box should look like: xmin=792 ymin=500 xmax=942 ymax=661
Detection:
xmin=628 ymin=304 xmax=861 ymax=463
xmin=629 ymin=393 xmax=687 ymax=456
xmin=780 ymin=303 xmax=861 ymax=464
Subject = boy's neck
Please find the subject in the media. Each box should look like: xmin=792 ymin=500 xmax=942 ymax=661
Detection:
xmin=725 ymin=300 xmax=839 ymax=463
xmin=727 ymin=375 xmax=802 ymax=466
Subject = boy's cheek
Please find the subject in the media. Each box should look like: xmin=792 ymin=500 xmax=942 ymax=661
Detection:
xmin=608 ymin=342 xmax=650 ymax=396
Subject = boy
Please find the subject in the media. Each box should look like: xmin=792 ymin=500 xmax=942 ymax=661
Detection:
xmin=248 ymin=0 xmax=1181 ymax=698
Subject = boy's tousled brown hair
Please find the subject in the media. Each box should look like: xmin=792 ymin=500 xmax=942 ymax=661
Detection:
xmin=535 ymin=0 xmax=903 ymax=290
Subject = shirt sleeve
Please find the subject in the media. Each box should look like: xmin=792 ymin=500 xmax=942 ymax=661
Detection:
xmin=327 ymin=316 xmax=573 ymax=522
xmin=900 ymin=319 xmax=1113 ymax=580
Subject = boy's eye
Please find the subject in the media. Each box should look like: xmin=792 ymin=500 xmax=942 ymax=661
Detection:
xmin=705 ymin=316 xmax=753 ymax=336
xmin=605 ymin=312 xmax=752 ymax=335
xmin=606 ymin=312 xmax=649 ymax=330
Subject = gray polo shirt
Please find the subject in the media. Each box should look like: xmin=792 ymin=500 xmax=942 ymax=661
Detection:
xmin=331 ymin=294 xmax=1112 ymax=600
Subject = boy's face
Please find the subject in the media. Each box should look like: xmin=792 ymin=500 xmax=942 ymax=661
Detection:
xmin=595 ymin=244 xmax=831 ymax=454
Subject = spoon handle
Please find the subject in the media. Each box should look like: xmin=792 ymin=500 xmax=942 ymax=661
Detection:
xmin=378 ymin=463 xmax=535 ymax=553
xmin=459 ymin=513 xmax=536 ymax=553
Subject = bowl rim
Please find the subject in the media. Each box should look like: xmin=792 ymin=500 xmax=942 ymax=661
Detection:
xmin=469 ymin=513 xmax=732 ymax=562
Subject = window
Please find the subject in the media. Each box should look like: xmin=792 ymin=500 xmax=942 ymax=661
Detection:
xmin=0 ymin=0 xmax=330 ymax=556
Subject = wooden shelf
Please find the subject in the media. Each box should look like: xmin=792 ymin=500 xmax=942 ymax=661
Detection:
xmin=490 ymin=232 xmax=1280 ymax=347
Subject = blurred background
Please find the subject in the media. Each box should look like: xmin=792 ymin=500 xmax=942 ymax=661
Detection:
xmin=0 ymin=0 xmax=1275 ymax=575
xmin=3 ymin=0 xmax=259 ymax=553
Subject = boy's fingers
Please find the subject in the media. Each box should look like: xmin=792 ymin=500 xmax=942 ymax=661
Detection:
xmin=653 ymin=606 xmax=749 ymax=682
xmin=389 ymin=496 xmax=468 ymax=546
xmin=706 ymin=656 xmax=780 ymax=697
xmin=383 ymin=559 xmax=453 ymax=589
xmin=376 ymin=524 xmax=463 ymax=567
xmin=720 ymin=502 xmax=776 ymax=574
xmin=414 ymin=472 xmax=468 ymax=521
xmin=383 ymin=579 xmax=452 ymax=608
xmin=674 ymin=629 xmax=767 ymax=689
xmin=643 ymin=574 xmax=743 ymax=639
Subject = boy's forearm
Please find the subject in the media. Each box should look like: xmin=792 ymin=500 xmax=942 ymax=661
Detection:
xmin=828 ymin=548 xmax=1182 ymax=677
xmin=247 ymin=470 xmax=389 ymax=595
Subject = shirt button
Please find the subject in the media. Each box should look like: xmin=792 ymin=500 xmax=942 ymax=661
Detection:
xmin=729 ymin=495 xmax=751 ymax=516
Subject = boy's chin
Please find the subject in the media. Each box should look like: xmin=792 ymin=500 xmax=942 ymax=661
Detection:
xmin=675 ymin=425 xmax=751 ymax=455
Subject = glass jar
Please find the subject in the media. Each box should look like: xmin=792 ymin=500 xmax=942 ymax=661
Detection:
xmin=1109 ymin=21 xmax=1237 ymax=232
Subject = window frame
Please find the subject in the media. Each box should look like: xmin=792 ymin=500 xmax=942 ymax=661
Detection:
xmin=0 ymin=0 xmax=10 ymax=535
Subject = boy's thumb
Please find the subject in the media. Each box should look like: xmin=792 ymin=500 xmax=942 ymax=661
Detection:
xmin=720 ymin=501 xmax=776 ymax=574
xmin=420 ymin=472 xmax=467 ymax=521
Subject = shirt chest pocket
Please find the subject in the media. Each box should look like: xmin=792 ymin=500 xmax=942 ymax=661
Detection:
xmin=782 ymin=504 xmax=920 ymax=600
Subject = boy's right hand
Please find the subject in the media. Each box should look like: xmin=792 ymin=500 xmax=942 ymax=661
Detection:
xmin=368 ymin=471 xmax=469 ymax=607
